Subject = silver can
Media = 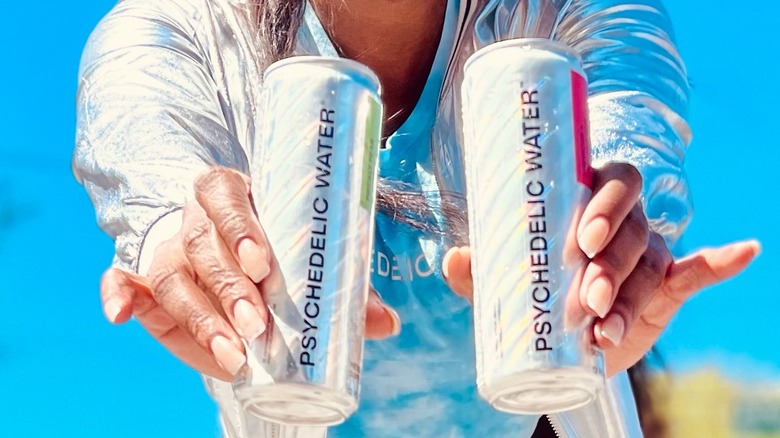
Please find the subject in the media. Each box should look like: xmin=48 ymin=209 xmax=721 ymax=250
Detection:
xmin=234 ymin=56 xmax=382 ymax=427
xmin=462 ymin=39 xmax=605 ymax=415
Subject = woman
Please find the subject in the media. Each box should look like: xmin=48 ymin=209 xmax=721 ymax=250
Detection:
xmin=74 ymin=0 xmax=759 ymax=436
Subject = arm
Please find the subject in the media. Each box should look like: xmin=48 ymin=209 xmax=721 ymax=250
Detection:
xmin=73 ymin=0 xmax=250 ymax=272
xmin=471 ymin=0 xmax=692 ymax=244
xmin=452 ymin=0 xmax=756 ymax=414
xmin=75 ymin=0 xmax=398 ymax=382
xmin=73 ymin=0 xmax=264 ymax=381
xmin=553 ymin=0 xmax=692 ymax=244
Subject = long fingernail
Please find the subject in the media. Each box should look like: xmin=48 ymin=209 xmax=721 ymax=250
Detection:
xmin=233 ymin=299 xmax=266 ymax=341
xmin=104 ymin=300 xmax=123 ymax=322
xmin=587 ymin=277 xmax=612 ymax=319
xmin=211 ymin=336 xmax=246 ymax=375
xmin=442 ymin=248 xmax=455 ymax=280
xmin=237 ymin=239 xmax=270 ymax=283
xmin=384 ymin=306 xmax=402 ymax=336
xmin=579 ymin=217 xmax=610 ymax=259
xmin=600 ymin=314 xmax=625 ymax=346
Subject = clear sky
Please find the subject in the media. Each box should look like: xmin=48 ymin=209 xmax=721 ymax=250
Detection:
xmin=0 ymin=0 xmax=777 ymax=436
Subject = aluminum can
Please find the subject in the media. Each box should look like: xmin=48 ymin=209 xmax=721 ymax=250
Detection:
xmin=233 ymin=56 xmax=382 ymax=427
xmin=462 ymin=38 xmax=605 ymax=415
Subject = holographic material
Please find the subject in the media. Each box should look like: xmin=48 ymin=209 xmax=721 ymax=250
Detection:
xmin=463 ymin=39 xmax=603 ymax=415
xmin=434 ymin=0 xmax=692 ymax=247
xmin=550 ymin=371 xmax=644 ymax=437
xmin=232 ymin=57 xmax=382 ymax=427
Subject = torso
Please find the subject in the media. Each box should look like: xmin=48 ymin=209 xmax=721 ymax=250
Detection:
xmin=309 ymin=0 xmax=447 ymax=137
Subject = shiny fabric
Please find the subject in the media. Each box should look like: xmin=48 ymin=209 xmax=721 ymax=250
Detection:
xmin=434 ymin=0 xmax=691 ymax=246
xmin=74 ymin=0 xmax=690 ymax=436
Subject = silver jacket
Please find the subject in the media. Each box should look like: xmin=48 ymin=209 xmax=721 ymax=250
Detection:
xmin=74 ymin=0 xmax=691 ymax=436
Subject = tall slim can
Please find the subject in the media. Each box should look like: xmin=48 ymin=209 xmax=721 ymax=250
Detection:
xmin=462 ymin=38 xmax=605 ymax=415
xmin=234 ymin=56 xmax=383 ymax=427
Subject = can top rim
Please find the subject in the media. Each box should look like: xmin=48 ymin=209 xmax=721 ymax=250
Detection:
xmin=464 ymin=38 xmax=582 ymax=70
xmin=264 ymin=56 xmax=382 ymax=93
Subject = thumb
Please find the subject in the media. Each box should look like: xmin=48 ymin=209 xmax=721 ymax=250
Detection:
xmin=100 ymin=268 xmax=152 ymax=324
xmin=364 ymin=288 xmax=401 ymax=339
xmin=664 ymin=239 xmax=761 ymax=303
xmin=443 ymin=246 xmax=473 ymax=302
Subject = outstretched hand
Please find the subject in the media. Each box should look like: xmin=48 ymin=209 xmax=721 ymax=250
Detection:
xmin=443 ymin=163 xmax=760 ymax=376
xmin=98 ymin=167 xmax=400 ymax=381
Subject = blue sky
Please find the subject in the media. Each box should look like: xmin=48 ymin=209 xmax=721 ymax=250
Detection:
xmin=656 ymin=1 xmax=780 ymax=380
xmin=0 ymin=0 xmax=778 ymax=436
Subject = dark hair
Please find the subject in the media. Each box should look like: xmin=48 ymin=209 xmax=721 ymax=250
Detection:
xmin=254 ymin=4 xmax=665 ymax=436
xmin=252 ymin=0 xmax=306 ymax=62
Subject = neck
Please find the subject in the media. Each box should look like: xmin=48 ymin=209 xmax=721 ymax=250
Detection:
xmin=310 ymin=0 xmax=447 ymax=137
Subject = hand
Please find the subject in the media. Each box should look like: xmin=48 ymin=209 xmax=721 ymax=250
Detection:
xmin=99 ymin=167 xmax=400 ymax=381
xmin=443 ymin=163 xmax=760 ymax=376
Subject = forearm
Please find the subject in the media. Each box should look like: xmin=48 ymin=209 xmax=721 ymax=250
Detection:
xmin=73 ymin=0 xmax=250 ymax=270
xmin=555 ymin=0 xmax=693 ymax=244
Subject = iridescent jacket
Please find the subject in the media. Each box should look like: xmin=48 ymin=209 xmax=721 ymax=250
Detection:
xmin=74 ymin=0 xmax=692 ymax=436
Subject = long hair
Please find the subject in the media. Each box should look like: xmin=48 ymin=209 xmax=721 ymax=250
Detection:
xmin=252 ymin=0 xmax=306 ymax=62
xmin=253 ymin=3 xmax=665 ymax=435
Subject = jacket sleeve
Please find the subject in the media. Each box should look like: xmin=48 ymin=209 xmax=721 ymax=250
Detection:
xmin=73 ymin=0 xmax=250 ymax=271
xmin=554 ymin=0 xmax=693 ymax=243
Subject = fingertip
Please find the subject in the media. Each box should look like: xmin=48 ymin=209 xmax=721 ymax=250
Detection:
xmin=586 ymin=276 xmax=612 ymax=319
xmin=237 ymin=238 xmax=270 ymax=283
xmin=731 ymin=239 xmax=762 ymax=268
xmin=233 ymin=299 xmax=268 ymax=341
xmin=596 ymin=313 xmax=625 ymax=347
xmin=386 ymin=306 xmax=401 ymax=337
xmin=442 ymin=247 xmax=457 ymax=280
xmin=742 ymin=239 xmax=762 ymax=257
xmin=577 ymin=217 xmax=610 ymax=259
xmin=365 ymin=292 xmax=401 ymax=339
xmin=712 ymin=239 xmax=763 ymax=276
xmin=450 ymin=247 xmax=472 ymax=279
xmin=443 ymin=247 xmax=474 ymax=301
xmin=104 ymin=300 xmax=125 ymax=324
xmin=210 ymin=335 xmax=247 ymax=376
xmin=101 ymin=269 xmax=142 ymax=324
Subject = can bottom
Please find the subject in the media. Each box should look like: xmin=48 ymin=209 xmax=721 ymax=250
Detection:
xmin=481 ymin=369 xmax=603 ymax=415
xmin=235 ymin=383 xmax=356 ymax=427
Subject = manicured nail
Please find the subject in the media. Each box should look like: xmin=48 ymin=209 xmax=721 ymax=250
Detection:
xmin=743 ymin=239 xmax=762 ymax=257
xmin=384 ymin=306 xmax=402 ymax=336
xmin=578 ymin=217 xmax=610 ymax=259
xmin=104 ymin=300 xmax=122 ymax=322
xmin=442 ymin=248 xmax=455 ymax=280
xmin=600 ymin=314 xmax=625 ymax=346
xmin=587 ymin=277 xmax=612 ymax=319
xmin=233 ymin=299 xmax=266 ymax=341
xmin=237 ymin=239 xmax=270 ymax=283
xmin=211 ymin=336 xmax=246 ymax=376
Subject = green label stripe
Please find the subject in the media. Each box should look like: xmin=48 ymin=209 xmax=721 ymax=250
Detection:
xmin=360 ymin=98 xmax=381 ymax=210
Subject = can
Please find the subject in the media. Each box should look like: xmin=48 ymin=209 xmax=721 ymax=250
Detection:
xmin=233 ymin=56 xmax=383 ymax=427
xmin=462 ymin=38 xmax=605 ymax=415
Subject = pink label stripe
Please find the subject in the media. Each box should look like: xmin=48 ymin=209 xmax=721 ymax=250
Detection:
xmin=571 ymin=71 xmax=593 ymax=189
